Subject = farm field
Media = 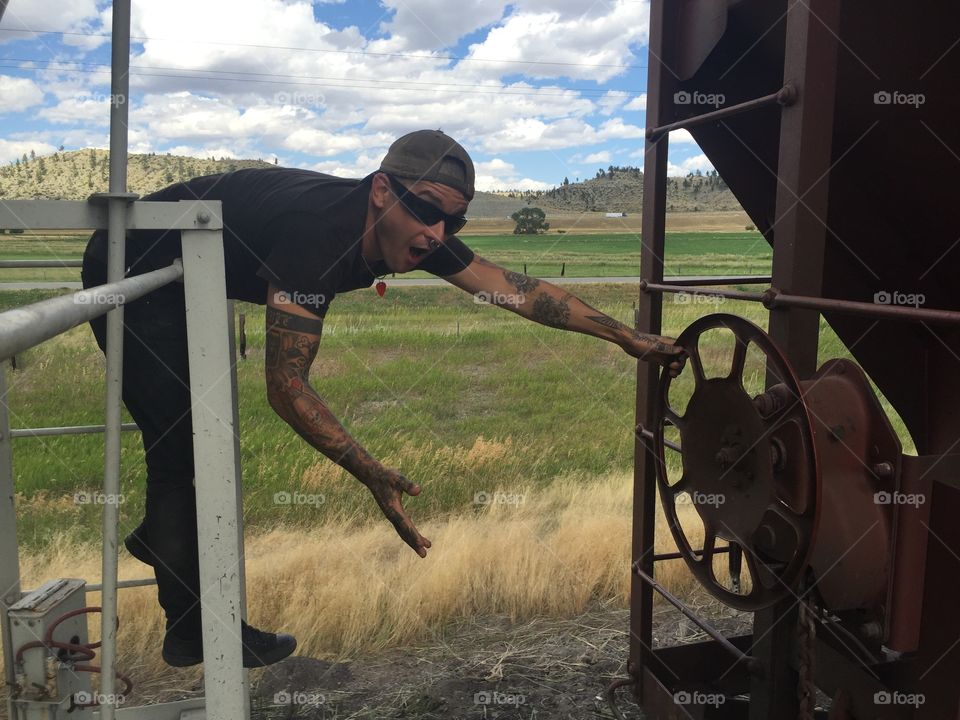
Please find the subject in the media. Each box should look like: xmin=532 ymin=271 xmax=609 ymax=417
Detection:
xmin=0 ymin=228 xmax=771 ymax=282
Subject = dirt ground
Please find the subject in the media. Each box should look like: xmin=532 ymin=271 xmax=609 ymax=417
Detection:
xmin=131 ymin=593 xmax=752 ymax=720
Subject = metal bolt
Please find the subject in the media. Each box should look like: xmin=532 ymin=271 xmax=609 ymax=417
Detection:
xmin=872 ymin=462 xmax=894 ymax=479
xmin=196 ymin=210 xmax=211 ymax=224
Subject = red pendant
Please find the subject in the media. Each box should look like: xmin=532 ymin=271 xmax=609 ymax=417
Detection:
xmin=375 ymin=280 xmax=387 ymax=297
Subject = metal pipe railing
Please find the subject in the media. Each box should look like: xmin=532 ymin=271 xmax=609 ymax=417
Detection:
xmin=7 ymin=423 xmax=139 ymax=439
xmin=100 ymin=4 xmax=133 ymax=715
xmin=0 ymin=261 xmax=183 ymax=360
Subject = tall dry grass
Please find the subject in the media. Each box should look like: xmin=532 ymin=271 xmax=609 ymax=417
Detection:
xmin=2 ymin=472 xmax=713 ymax=693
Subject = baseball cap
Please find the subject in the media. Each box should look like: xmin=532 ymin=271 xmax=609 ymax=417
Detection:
xmin=379 ymin=129 xmax=475 ymax=201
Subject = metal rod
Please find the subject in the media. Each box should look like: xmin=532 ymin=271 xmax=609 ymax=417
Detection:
xmin=642 ymin=281 xmax=960 ymax=327
xmin=646 ymin=85 xmax=797 ymax=140
xmin=0 ymin=260 xmax=83 ymax=269
xmin=8 ymin=423 xmax=138 ymax=438
xmin=0 ymin=261 xmax=182 ymax=361
xmin=100 ymin=3 xmax=132 ymax=716
xmin=766 ymin=288 xmax=960 ymax=326
xmin=0 ymin=366 xmax=22 ymax=720
xmin=660 ymin=275 xmax=771 ymax=286
xmin=85 ymin=578 xmax=157 ymax=593
xmin=633 ymin=562 xmax=755 ymax=669
xmin=635 ymin=426 xmax=681 ymax=453
xmin=653 ymin=547 xmax=731 ymax=562
xmin=641 ymin=280 xmax=766 ymax=302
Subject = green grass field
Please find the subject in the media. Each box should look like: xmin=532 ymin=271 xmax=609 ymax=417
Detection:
xmin=0 ymin=231 xmax=772 ymax=282
xmin=2 ymin=280 xmax=911 ymax=555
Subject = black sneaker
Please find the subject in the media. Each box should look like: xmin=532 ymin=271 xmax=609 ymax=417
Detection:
xmin=162 ymin=621 xmax=297 ymax=668
xmin=124 ymin=525 xmax=154 ymax=566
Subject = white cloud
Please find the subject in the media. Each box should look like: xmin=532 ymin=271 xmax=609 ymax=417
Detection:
xmin=462 ymin=1 xmax=649 ymax=82
xmin=669 ymin=129 xmax=696 ymax=144
xmin=580 ymin=151 xmax=611 ymax=164
xmin=472 ymin=157 xmax=551 ymax=191
xmin=624 ymin=93 xmax=647 ymax=112
xmin=598 ymin=90 xmax=628 ymax=116
xmin=667 ymin=153 xmax=715 ymax=177
xmin=379 ymin=0 xmax=508 ymax=51
xmin=0 ymin=76 xmax=45 ymax=113
xmin=0 ymin=0 xmax=101 ymax=40
xmin=0 ymin=139 xmax=58 ymax=164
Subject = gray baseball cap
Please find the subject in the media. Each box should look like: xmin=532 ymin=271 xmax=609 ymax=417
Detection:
xmin=379 ymin=129 xmax=475 ymax=201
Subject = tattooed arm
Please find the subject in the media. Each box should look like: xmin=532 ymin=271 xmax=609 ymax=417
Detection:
xmin=445 ymin=256 xmax=685 ymax=375
xmin=264 ymin=285 xmax=431 ymax=557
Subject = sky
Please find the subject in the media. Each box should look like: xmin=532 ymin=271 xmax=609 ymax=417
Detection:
xmin=0 ymin=0 xmax=715 ymax=191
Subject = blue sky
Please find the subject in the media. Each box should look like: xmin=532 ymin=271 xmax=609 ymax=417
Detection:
xmin=0 ymin=0 xmax=714 ymax=191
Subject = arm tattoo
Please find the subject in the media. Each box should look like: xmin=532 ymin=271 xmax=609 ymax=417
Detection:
xmin=503 ymin=269 xmax=541 ymax=294
xmin=586 ymin=315 xmax=626 ymax=331
xmin=264 ymin=305 xmax=382 ymax=481
xmin=532 ymin=293 xmax=571 ymax=328
xmin=586 ymin=315 xmax=670 ymax=351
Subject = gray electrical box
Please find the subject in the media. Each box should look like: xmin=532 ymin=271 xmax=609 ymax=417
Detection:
xmin=8 ymin=578 xmax=93 ymax=719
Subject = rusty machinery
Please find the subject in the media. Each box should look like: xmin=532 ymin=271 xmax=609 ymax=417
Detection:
xmin=623 ymin=1 xmax=960 ymax=719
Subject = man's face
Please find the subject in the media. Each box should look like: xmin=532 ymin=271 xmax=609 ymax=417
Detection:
xmin=371 ymin=173 xmax=469 ymax=273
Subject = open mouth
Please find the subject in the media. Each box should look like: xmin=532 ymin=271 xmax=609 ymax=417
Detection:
xmin=408 ymin=245 xmax=430 ymax=263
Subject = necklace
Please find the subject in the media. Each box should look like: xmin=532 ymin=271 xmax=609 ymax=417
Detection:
xmin=360 ymin=252 xmax=387 ymax=297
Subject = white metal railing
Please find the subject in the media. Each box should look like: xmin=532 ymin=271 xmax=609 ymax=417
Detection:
xmin=0 ymin=197 xmax=249 ymax=720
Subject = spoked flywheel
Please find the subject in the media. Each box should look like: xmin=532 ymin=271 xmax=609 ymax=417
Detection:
xmin=653 ymin=313 xmax=821 ymax=611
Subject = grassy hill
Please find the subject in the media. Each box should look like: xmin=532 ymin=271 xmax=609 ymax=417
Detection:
xmin=0 ymin=150 xmax=744 ymax=218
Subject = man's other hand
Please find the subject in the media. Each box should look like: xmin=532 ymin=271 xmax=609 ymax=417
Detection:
xmin=622 ymin=332 xmax=687 ymax=377
xmin=363 ymin=467 xmax=432 ymax=557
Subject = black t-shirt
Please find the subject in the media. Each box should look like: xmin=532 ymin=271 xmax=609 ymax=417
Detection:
xmin=83 ymin=167 xmax=475 ymax=315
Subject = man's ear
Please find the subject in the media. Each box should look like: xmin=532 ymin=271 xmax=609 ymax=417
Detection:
xmin=370 ymin=172 xmax=390 ymax=211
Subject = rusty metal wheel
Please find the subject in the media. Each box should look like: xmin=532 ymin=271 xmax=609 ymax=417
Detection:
xmin=653 ymin=313 xmax=821 ymax=611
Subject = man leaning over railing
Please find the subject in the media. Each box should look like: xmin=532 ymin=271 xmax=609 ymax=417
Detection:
xmin=81 ymin=129 xmax=685 ymax=668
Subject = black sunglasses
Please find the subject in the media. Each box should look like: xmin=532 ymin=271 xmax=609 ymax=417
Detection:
xmin=386 ymin=175 xmax=468 ymax=236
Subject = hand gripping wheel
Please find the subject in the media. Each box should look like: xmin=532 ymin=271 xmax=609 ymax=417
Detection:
xmin=653 ymin=313 xmax=821 ymax=611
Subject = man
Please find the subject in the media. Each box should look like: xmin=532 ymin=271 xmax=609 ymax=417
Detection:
xmin=82 ymin=129 xmax=684 ymax=669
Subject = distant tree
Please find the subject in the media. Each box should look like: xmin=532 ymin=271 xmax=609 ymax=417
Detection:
xmin=30 ymin=149 xmax=35 ymax=161
xmin=58 ymin=144 xmax=65 ymax=152
xmin=563 ymin=176 xmax=569 ymax=186
xmin=511 ymin=207 xmax=550 ymax=235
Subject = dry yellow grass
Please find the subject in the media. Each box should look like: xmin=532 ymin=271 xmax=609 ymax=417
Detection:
xmin=2 ymin=472 xmax=718 ymax=695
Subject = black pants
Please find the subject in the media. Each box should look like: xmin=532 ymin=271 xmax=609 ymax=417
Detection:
xmin=82 ymin=257 xmax=203 ymax=640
